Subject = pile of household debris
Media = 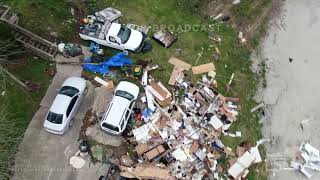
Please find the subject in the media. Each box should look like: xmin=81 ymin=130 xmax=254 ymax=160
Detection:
xmin=74 ymin=7 xmax=266 ymax=179
xmin=291 ymin=143 xmax=320 ymax=179
xmin=113 ymin=57 xmax=267 ymax=180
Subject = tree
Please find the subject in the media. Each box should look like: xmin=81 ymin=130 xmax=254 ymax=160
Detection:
xmin=0 ymin=38 xmax=27 ymax=91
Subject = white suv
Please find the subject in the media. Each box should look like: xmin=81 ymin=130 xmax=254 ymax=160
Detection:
xmin=100 ymin=81 xmax=139 ymax=135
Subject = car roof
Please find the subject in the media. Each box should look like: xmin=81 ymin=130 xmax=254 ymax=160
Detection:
xmin=103 ymin=96 xmax=129 ymax=126
xmin=49 ymin=94 xmax=71 ymax=114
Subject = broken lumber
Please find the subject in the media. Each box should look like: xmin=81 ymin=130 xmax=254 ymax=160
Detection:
xmin=168 ymin=57 xmax=191 ymax=70
xmin=192 ymin=63 xmax=216 ymax=74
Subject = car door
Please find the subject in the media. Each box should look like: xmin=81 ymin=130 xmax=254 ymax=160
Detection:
xmin=108 ymin=36 xmax=122 ymax=49
xmin=122 ymin=109 xmax=131 ymax=131
xmin=66 ymin=95 xmax=79 ymax=122
xmin=129 ymin=100 xmax=135 ymax=111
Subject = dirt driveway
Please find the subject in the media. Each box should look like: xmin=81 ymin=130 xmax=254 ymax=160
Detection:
xmin=12 ymin=63 xmax=108 ymax=180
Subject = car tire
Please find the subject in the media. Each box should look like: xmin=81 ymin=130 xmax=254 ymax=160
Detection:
xmin=69 ymin=119 xmax=74 ymax=128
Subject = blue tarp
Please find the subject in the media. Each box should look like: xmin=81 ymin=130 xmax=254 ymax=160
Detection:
xmin=82 ymin=52 xmax=132 ymax=75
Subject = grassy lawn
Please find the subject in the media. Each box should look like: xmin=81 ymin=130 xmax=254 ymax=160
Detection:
xmin=0 ymin=57 xmax=50 ymax=178
xmin=0 ymin=0 xmax=270 ymax=179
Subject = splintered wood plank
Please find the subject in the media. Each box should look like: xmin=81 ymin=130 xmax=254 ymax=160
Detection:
xmin=192 ymin=62 xmax=216 ymax=74
xmin=168 ymin=66 xmax=183 ymax=86
xmin=168 ymin=57 xmax=191 ymax=70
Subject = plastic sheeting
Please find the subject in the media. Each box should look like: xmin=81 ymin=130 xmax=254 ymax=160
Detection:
xmin=82 ymin=52 xmax=132 ymax=75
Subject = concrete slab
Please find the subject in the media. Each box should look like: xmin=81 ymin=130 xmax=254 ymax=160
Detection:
xmin=92 ymin=86 xmax=113 ymax=117
xmin=12 ymin=61 xmax=102 ymax=180
xmin=86 ymin=125 xmax=123 ymax=147
xmin=56 ymin=64 xmax=83 ymax=77
xmin=55 ymin=54 xmax=82 ymax=64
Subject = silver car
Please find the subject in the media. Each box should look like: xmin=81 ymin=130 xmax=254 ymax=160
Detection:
xmin=43 ymin=77 xmax=87 ymax=135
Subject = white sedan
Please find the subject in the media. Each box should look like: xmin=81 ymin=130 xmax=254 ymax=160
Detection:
xmin=44 ymin=77 xmax=87 ymax=135
xmin=100 ymin=81 xmax=139 ymax=135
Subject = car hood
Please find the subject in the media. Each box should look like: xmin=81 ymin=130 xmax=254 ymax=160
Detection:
xmin=124 ymin=29 xmax=143 ymax=50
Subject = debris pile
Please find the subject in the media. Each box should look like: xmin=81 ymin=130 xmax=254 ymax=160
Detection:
xmin=153 ymin=28 xmax=177 ymax=48
xmin=116 ymin=57 xmax=266 ymax=179
xmin=291 ymin=143 xmax=320 ymax=178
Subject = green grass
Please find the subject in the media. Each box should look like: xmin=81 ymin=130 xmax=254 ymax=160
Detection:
xmin=0 ymin=57 xmax=50 ymax=178
xmin=232 ymin=0 xmax=272 ymax=20
xmin=3 ymin=0 xmax=74 ymax=41
xmin=0 ymin=0 xmax=271 ymax=179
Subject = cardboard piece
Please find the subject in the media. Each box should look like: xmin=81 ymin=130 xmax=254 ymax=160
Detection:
xmin=120 ymin=155 xmax=134 ymax=166
xmin=148 ymin=81 xmax=172 ymax=107
xmin=190 ymin=141 xmax=200 ymax=153
xmin=209 ymin=115 xmax=223 ymax=130
xmin=144 ymin=145 xmax=166 ymax=160
xmin=236 ymin=146 xmax=246 ymax=157
xmin=94 ymin=76 xmax=114 ymax=89
xmin=135 ymin=143 xmax=150 ymax=155
xmin=150 ymin=80 xmax=169 ymax=98
xmin=228 ymin=151 xmax=256 ymax=179
xmin=168 ymin=57 xmax=192 ymax=70
xmin=168 ymin=66 xmax=184 ymax=86
xmin=192 ymin=63 xmax=216 ymax=74
xmin=120 ymin=165 xmax=170 ymax=179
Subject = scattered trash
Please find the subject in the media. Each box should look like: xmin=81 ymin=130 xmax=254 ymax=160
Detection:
xmin=226 ymin=73 xmax=234 ymax=93
xmin=233 ymin=0 xmax=241 ymax=5
xmin=251 ymin=102 xmax=265 ymax=113
xmin=168 ymin=57 xmax=191 ymax=86
xmin=300 ymin=118 xmax=311 ymax=130
xmin=69 ymin=151 xmax=86 ymax=169
xmin=94 ymin=76 xmax=114 ymax=89
xmin=119 ymin=165 xmax=170 ymax=179
xmin=89 ymin=41 xmax=103 ymax=55
xmin=121 ymin=65 xmax=143 ymax=79
xmin=58 ymin=43 xmax=82 ymax=57
xmin=214 ymin=13 xmax=223 ymax=20
xmin=289 ymin=57 xmax=294 ymax=62
xmin=290 ymin=143 xmax=320 ymax=178
xmin=153 ymin=28 xmax=177 ymax=48
xmin=195 ymin=47 xmax=204 ymax=65
xmin=238 ymin=31 xmax=247 ymax=44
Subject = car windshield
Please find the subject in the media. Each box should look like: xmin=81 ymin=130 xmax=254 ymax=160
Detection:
xmin=115 ymin=90 xmax=134 ymax=101
xmin=59 ymin=86 xmax=79 ymax=97
xmin=102 ymin=123 xmax=119 ymax=132
xmin=117 ymin=26 xmax=131 ymax=44
xmin=47 ymin=111 xmax=63 ymax=124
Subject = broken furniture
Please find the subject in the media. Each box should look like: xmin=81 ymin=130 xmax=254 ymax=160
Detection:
xmin=153 ymin=28 xmax=177 ymax=48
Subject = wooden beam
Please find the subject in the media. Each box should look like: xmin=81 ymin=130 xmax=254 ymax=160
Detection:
xmin=0 ymin=65 xmax=29 ymax=90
